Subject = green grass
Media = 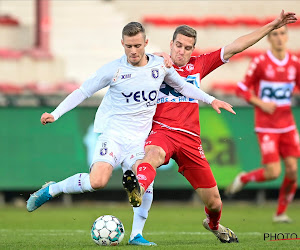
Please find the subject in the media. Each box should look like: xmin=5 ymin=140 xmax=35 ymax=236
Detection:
xmin=1 ymin=202 xmax=300 ymax=249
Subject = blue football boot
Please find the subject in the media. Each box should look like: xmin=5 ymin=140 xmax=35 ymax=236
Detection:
xmin=129 ymin=234 xmax=157 ymax=246
xmin=26 ymin=181 xmax=56 ymax=212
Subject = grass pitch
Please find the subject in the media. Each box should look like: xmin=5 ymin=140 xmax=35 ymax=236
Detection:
xmin=1 ymin=202 xmax=300 ymax=249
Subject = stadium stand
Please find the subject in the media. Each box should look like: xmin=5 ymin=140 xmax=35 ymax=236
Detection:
xmin=142 ymin=15 xmax=300 ymax=27
xmin=0 ymin=0 xmax=299 ymax=97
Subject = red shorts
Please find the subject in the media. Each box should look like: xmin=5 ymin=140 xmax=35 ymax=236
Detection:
xmin=145 ymin=127 xmax=217 ymax=189
xmin=257 ymin=129 xmax=300 ymax=164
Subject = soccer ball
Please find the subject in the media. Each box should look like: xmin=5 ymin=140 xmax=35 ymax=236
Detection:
xmin=91 ymin=215 xmax=125 ymax=246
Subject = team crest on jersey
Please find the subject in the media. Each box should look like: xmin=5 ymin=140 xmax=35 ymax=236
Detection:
xmin=100 ymin=142 xmax=108 ymax=156
xmin=186 ymin=64 xmax=194 ymax=71
xmin=152 ymin=69 xmax=159 ymax=79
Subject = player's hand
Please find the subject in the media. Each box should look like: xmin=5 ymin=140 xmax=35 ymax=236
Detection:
xmin=272 ymin=10 xmax=297 ymax=30
xmin=40 ymin=112 xmax=55 ymax=125
xmin=259 ymin=102 xmax=277 ymax=114
xmin=153 ymin=52 xmax=173 ymax=68
xmin=211 ymin=99 xmax=236 ymax=115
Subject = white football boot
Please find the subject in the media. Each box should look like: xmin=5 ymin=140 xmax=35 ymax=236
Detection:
xmin=202 ymin=219 xmax=239 ymax=243
xmin=273 ymin=213 xmax=292 ymax=223
xmin=224 ymin=172 xmax=246 ymax=196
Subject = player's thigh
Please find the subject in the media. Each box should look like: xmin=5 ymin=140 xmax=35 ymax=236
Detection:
xmin=91 ymin=134 xmax=122 ymax=170
xmin=257 ymin=132 xmax=280 ymax=164
xmin=122 ymin=138 xmax=147 ymax=172
xmin=145 ymin=128 xmax=176 ymax=165
xmin=177 ymin=136 xmax=217 ymax=189
xmin=143 ymin=145 xmax=166 ymax=168
xmin=181 ymin=162 xmax=217 ymax=189
xmin=279 ymin=129 xmax=300 ymax=159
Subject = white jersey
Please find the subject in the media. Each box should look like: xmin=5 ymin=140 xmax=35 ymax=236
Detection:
xmin=51 ymin=53 xmax=214 ymax=143
xmin=80 ymin=54 xmax=192 ymax=141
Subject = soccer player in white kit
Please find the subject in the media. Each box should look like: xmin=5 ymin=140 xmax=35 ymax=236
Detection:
xmin=26 ymin=22 xmax=235 ymax=244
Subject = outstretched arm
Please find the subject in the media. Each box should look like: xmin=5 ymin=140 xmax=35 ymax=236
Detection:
xmin=223 ymin=10 xmax=297 ymax=60
xmin=211 ymin=99 xmax=236 ymax=115
xmin=173 ymin=80 xmax=236 ymax=114
xmin=164 ymin=67 xmax=236 ymax=114
xmin=40 ymin=62 xmax=114 ymax=125
xmin=40 ymin=88 xmax=88 ymax=125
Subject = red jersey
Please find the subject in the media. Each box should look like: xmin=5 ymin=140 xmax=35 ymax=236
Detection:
xmin=237 ymin=50 xmax=300 ymax=133
xmin=152 ymin=48 xmax=227 ymax=136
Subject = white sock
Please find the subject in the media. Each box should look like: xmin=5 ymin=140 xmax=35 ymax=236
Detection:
xmin=49 ymin=173 xmax=95 ymax=197
xmin=130 ymin=182 xmax=153 ymax=240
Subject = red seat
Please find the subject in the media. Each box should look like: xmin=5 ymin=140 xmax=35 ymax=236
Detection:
xmin=142 ymin=15 xmax=299 ymax=28
xmin=0 ymin=15 xmax=19 ymax=26
xmin=0 ymin=83 xmax=23 ymax=95
xmin=56 ymin=81 xmax=80 ymax=94
xmin=231 ymin=17 xmax=260 ymax=26
xmin=0 ymin=49 xmax=23 ymax=59
xmin=25 ymin=82 xmax=59 ymax=95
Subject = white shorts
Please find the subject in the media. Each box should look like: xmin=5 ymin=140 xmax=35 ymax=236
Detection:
xmin=91 ymin=133 xmax=145 ymax=171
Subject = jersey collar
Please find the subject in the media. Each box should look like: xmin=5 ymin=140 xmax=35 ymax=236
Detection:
xmin=267 ymin=50 xmax=289 ymax=66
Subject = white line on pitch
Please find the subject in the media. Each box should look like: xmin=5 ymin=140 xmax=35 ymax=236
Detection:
xmin=0 ymin=229 xmax=261 ymax=236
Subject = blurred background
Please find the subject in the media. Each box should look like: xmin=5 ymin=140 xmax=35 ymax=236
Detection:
xmin=0 ymin=0 xmax=300 ymax=207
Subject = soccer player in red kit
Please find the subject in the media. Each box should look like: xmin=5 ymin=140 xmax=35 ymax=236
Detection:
xmin=123 ymin=10 xmax=297 ymax=244
xmin=225 ymin=25 xmax=300 ymax=223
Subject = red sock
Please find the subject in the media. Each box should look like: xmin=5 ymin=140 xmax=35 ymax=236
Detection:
xmin=136 ymin=163 xmax=156 ymax=191
xmin=205 ymin=205 xmax=222 ymax=230
xmin=240 ymin=168 xmax=266 ymax=184
xmin=276 ymin=177 xmax=297 ymax=215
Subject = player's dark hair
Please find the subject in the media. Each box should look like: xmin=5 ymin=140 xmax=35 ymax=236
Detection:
xmin=173 ymin=25 xmax=197 ymax=46
xmin=122 ymin=22 xmax=146 ymax=39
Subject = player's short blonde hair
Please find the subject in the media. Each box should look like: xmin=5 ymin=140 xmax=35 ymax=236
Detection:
xmin=173 ymin=25 xmax=197 ymax=46
xmin=122 ymin=22 xmax=146 ymax=39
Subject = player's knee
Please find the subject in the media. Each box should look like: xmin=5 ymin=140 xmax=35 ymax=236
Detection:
xmin=265 ymin=164 xmax=281 ymax=180
xmin=269 ymin=168 xmax=281 ymax=180
xmin=89 ymin=163 xmax=113 ymax=189
xmin=90 ymin=176 xmax=109 ymax=190
xmin=146 ymin=146 xmax=166 ymax=165
xmin=285 ymin=165 xmax=298 ymax=179
xmin=206 ymin=198 xmax=222 ymax=212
